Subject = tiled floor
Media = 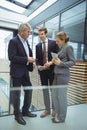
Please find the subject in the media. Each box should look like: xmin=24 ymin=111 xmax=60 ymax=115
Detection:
xmin=0 ymin=104 xmax=87 ymax=130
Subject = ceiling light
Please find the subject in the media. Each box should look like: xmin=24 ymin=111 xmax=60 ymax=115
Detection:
xmin=14 ymin=0 xmax=32 ymax=6
xmin=0 ymin=0 xmax=26 ymax=13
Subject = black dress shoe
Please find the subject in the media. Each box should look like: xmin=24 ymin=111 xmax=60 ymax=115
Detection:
xmin=22 ymin=111 xmax=37 ymax=117
xmin=15 ymin=116 xmax=26 ymax=125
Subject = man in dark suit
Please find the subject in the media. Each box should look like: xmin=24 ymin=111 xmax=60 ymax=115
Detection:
xmin=36 ymin=27 xmax=59 ymax=118
xmin=8 ymin=23 xmax=37 ymax=125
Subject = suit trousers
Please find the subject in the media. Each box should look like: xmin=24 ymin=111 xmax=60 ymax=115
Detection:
xmin=39 ymin=69 xmax=54 ymax=111
xmin=52 ymin=74 xmax=70 ymax=120
xmin=10 ymin=71 xmax=32 ymax=116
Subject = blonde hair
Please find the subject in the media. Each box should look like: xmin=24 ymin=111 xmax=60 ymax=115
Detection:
xmin=56 ymin=31 xmax=69 ymax=43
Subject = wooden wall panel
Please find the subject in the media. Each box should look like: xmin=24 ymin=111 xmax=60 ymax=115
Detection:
xmin=68 ymin=62 xmax=87 ymax=105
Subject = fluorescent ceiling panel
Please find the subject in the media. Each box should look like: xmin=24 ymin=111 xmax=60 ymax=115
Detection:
xmin=27 ymin=0 xmax=58 ymax=21
xmin=0 ymin=0 xmax=26 ymax=13
xmin=14 ymin=0 xmax=32 ymax=6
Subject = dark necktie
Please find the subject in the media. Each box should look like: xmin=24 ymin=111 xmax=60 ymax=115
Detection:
xmin=43 ymin=42 xmax=46 ymax=64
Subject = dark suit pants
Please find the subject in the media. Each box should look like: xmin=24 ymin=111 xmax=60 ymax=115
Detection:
xmin=11 ymin=72 xmax=32 ymax=116
xmin=39 ymin=69 xmax=54 ymax=111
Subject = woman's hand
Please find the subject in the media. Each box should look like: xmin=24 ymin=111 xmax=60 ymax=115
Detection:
xmin=52 ymin=58 xmax=61 ymax=65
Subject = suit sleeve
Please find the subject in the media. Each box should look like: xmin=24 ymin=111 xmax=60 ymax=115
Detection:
xmin=59 ymin=46 xmax=75 ymax=67
xmin=8 ymin=39 xmax=28 ymax=65
xmin=36 ymin=45 xmax=41 ymax=65
xmin=27 ymin=48 xmax=33 ymax=72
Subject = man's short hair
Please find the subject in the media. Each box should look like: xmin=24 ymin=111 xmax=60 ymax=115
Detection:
xmin=18 ymin=23 xmax=31 ymax=32
xmin=38 ymin=27 xmax=48 ymax=34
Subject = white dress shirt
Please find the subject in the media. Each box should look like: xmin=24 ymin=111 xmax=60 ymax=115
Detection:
xmin=18 ymin=34 xmax=30 ymax=65
xmin=18 ymin=34 xmax=29 ymax=57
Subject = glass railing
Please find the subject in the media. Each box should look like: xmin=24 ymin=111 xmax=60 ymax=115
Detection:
xmin=0 ymin=81 xmax=87 ymax=117
xmin=0 ymin=60 xmax=87 ymax=117
xmin=0 ymin=59 xmax=10 ymax=116
xmin=0 ymin=72 xmax=10 ymax=116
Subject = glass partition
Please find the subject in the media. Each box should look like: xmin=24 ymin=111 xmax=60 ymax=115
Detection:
xmin=0 ymin=60 xmax=10 ymax=116
xmin=45 ymin=15 xmax=59 ymax=39
xmin=0 ymin=29 xmax=13 ymax=115
xmin=0 ymin=29 xmax=13 ymax=60
xmin=0 ymin=81 xmax=87 ymax=116
xmin=61 ymin=1 xmax=86 ymax=61
xmin=31 ymin=23 xmax=44 ymax=59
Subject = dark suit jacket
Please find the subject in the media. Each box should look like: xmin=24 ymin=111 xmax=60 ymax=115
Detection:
xmin=36 ymin=39 xmax=59 ymax=72
xmin=8 ymin=35 xmax=33 ymax=78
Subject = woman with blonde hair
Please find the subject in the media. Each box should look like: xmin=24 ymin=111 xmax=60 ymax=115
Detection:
xmin=45 ymin=31 xmax=75 ymax=123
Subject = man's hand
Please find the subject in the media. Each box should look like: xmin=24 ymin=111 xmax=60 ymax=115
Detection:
xmin=28 ymin=57 xmax=35 ymax=63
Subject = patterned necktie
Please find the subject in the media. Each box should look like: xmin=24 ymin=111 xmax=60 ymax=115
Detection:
xmin=43 ymin=42 xmax=46 ymax=64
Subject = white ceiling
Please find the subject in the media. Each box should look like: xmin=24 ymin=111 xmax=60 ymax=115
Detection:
xmin=0 ymin=0 xmax=58 ymax=29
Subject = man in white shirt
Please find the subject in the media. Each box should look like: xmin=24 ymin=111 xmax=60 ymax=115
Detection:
xmin=36 ymin=27 xmax=59 ymax=118
xmin=8 ymin=23 xmax=37 ymax=125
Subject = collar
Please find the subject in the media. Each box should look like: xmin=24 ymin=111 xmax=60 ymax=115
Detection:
xmin=41 ymin=38 xmax=48 ymax=43
xmin=18 ymin=34 xmax=27 ymax=43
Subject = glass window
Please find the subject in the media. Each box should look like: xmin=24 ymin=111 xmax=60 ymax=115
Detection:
xmin=32 ymin=23 xmax=44 ymax=58
xmin=61 ymin=1 xmax=86 ymax=61
xmin=0 ymin=29 xmax=13 ymax=60
xmin=45 ymin=15 xmax=59 ymax=39
xmin=0 ymin=29 xmax=13 ymax=115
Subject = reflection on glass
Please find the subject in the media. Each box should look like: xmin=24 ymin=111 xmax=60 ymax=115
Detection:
xmin=68 ymin=42 xmax=84 ymax=60
xmin=45 ymin=15 xmax=59 ymax=39
xmin=0 ymin=73 xmax=10 ymax=116
xmin=61 ymin=1 xmax=86 ymax=60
